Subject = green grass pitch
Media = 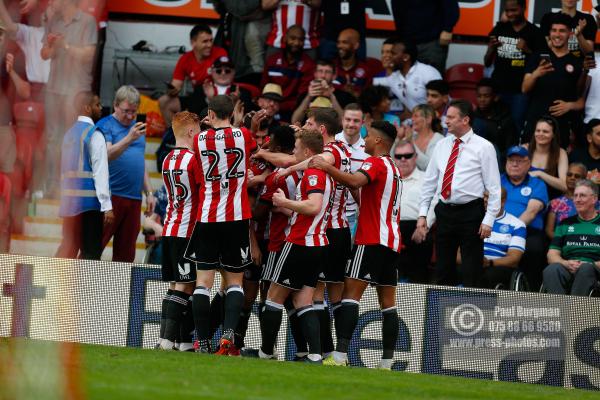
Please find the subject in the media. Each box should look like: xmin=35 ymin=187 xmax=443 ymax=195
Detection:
xmin=1 ymin=339 xmax=598 ymax=400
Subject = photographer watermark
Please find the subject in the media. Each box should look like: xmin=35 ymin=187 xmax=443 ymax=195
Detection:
xmin=439 ymin=294 xmax=566 ymax=362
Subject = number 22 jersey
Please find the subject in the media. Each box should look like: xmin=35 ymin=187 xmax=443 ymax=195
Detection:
xmin=193 ymin=126 xmax=257 ymax=223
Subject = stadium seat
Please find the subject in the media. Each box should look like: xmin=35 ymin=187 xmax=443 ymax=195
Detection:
xmin=0 ymin=173 xmax=11 ymax=251
xmin=235 ymin=82 xmax=261 ymax=99
xmin=445 ymin=63 xmax=484 ymax=106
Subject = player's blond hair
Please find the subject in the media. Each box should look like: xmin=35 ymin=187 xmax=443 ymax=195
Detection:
xmin=172 ymin=111 xmax=200 ymax=139
xmin=295 ymin=129 xmax=323 ymax=154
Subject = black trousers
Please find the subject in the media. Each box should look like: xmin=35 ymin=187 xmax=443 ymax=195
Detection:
xmin=398 ymin=220 xmax=433 ymax=284
xmin=434 ymin=199 xmax=485 ymax=287
xmin=519 ymin=227 xmax=547 ymax=292
xmin=56 ymin=210 xmax=104 ymax=260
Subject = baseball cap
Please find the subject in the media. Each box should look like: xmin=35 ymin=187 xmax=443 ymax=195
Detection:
xmin=212 ymin=56 xmax=234 ymax=69
xmin=260 ymin=83 xmax=283 ymax=102
xmin=506 ymin=145 xmax=529 ymax=158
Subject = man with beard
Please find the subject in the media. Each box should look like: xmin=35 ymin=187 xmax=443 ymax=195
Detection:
xmin=262 ymin=25 xmax=315 ymax=121
xmin=333 ymin=28 xmax=372 ymax=98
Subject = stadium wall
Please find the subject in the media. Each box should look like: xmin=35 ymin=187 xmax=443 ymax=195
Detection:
xmin=1 ymin=254 xmax=599 ymax=390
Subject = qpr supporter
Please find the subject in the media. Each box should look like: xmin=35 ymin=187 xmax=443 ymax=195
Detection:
xmin=184 ymin=95 xmax=258 ymax=354
xmin=333 ymin=29 xmax=372 ymax=98
xmin=56 ymin=92 xmax=112 ymax=260
xmin=159 ymin=24 xmax=227 ymax=127
xmin=261 ymin=25 xmax=315 ymax=120
xmin=478 ymin=188 xmax=527 ymax=289
xmin=158 ymin=111 xmax=201 ymax=351
xmin=544 ymin=179 xmax=600 ymax=296
xmin=259 ymin=129 xmax=334 ymax=364
xmin=310 ymin=120 xmax=402 ymax=370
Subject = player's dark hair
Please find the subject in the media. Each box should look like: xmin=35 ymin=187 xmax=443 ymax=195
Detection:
xmin=448 ymin=99 xmax=474 ymax=126
xmin=370 ymin=120 xmax=396 ymax=143
xmin=551 ymin=13 xmax=572 ymax=30
xmin=505 ymin=0 xmax=526 ymax=9
xmin=307 ymin=108 xmax=340 ymax=137
xmin=295 ymin=129 xmax=324 ymax=154
xmin=208 ymin=95 xmax=234 ymax=120
xmin=190 ymin=24 xmax=212 ymax=41
xmin=316 ymin=59 xmax=335 ymax=70
xmin=358 ymin=85 xmax=391 ymax=114
xmin=426 ymin=79 xmax=450 ymax=95
xmin=586 ymin=119 xmax=600 ymax=135
xmin=269 ymin=125 xmax=296 ymax=153
xmin=476 ymin=77 xmax=497 ymax=93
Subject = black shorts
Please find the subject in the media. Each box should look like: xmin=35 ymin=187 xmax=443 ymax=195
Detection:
xmin=185 ymin=220 xmax=252 ymax=272
xmin=261 ymin=250 xmax=279 ymax=282
xmin=161 ymin=237 xmax=196 ymax=283
xmin=346 ymin=244 xmax=400 ymax=286
xmin=271 ymin=242 xmax=326 ymax=290
xmin=244 ymin=239 xmax=268 ymax=282
xmin=320 ymin=227 xmax=352 ymax=283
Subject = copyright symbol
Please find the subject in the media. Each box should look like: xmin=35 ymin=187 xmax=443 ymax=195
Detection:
xmin=450 ymin=304 xmax=484 ymax=336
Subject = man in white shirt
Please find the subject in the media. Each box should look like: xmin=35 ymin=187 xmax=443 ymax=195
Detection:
xmin=334 ymin=103 xmax=368 ymax=237
xmin=394 ymin=140 xmax=435 ymax=283
xmin=417 ymin=99 xmax=502 ymax=287
xmin=0 ymin=0 xmax=51 ymax=100
xmin=373 ymin=38 xmax=441 ymax=119
xmin=56 ymin=91 xmax=113 ymax=260
xmin=584 ymin=55 xmax=600 ymax=124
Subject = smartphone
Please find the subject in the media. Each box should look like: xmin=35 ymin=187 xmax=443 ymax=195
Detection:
xmin=136 ymin=114 xmax=147 ymax=124
xmin=540 ymin=53 xmax=551 ymax=63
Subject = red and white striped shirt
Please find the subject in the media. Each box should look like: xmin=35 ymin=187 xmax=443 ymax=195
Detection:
xmin=193 ymin=126 xmax=257 ymax=223
xmin=260 ymin=169 xmax=302 ymax=252
xmin=161 ymin=148 xmax=201 ymax=238
xmin=355 ymin=155 xmax=402 ymax=252
xmin=324 ymin=141 xmax=352 ymax=229
xmin=265 ymin=0 xmax=319 ymax=49
xmin=286 ymin=168 xmax=334 ymax=247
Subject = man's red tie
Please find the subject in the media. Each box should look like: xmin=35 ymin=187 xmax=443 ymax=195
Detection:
xmin=441 ymin=138 xmax=461 ymax=200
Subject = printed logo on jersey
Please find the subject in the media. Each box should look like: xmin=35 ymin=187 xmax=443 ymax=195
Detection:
xmin=520 ymin=186 xmax=532 ymax=196
xmin=595 ymin=226 xmax=600 ymax=234
xmin=499 ymin=224 xmax=510 ymax=234
xmin=362 ymin=162 xmax=372 ymax=171
xmin=568 ymin=226 xmax=575 ymax=233
xmin=308 ymin=175 xmax=318 ymax=186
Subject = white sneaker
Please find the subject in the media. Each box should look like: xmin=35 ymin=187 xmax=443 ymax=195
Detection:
xmin=158 ymin=339 xmax=175 ymax=350
xmin=258 ymin=348 xmax=275 ymax=359
xmin=378 ymin=359 xmax=393 ymax=370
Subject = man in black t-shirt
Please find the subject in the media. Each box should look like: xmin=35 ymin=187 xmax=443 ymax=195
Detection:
xmin=318 ymin=0 xmax=366 ymax=61
xmin=522 ymin=14 xmax=587 ymax=147
xmin=569 ymin=119 xmax=600 ymax=183
xmin=540 ymin=0 xmax=597 ymax=58
xmin=484 ymin=0 xmax=545 ymax=132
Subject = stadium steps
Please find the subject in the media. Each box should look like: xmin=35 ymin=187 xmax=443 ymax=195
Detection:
xmin=8 ymin=137 xmax=163 ymax=263
xmin=10 ymin=234 xmax=147 ymax=262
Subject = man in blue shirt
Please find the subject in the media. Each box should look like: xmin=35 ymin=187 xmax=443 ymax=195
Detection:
xmin=501 ymin=145 xmax=548 ymax=290
xmin=97 ymin=85 xmax=156 ymax=262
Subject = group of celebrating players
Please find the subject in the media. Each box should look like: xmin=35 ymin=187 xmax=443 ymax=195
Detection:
xmin=157 ymin=94 xmax=402 ymax=368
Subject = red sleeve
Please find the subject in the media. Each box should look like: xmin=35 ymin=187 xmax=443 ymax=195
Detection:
xmin=259 ymin=173 xmax=278 ymax=203
xmin=304 ymin=168 xmax=326 ymax=195
xmin=324 ymin=145 xmax=341 ymax=170
xmin=357 ymin=156 xmax=381 ymax=183
xmin=172 ymin=53 xmax=188 ymax=81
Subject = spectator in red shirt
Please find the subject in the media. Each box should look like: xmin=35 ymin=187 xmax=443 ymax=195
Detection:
xmin=333 ymin=28 xmax=372 ymax=99
xmin=159 ymin=24 xmax=227 ymax=126
xmin=261 ymin=25 xmax=315 ymax=122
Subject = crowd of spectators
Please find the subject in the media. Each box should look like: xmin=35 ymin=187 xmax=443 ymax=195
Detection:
xmin=1 ymin=0 xmax=600 ymax=296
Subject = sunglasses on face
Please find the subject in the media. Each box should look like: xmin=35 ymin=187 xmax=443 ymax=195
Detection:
xmin=215 ymin=68 xmax=232 ymax=74
xmin=394 ymin=153 xmax=414 ymax=160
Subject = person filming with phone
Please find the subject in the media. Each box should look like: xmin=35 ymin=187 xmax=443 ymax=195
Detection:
xmin=96 ymin=85 xmax=156 ymax=263
xmin=522 ymin=13 xmax=590 ymax=148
